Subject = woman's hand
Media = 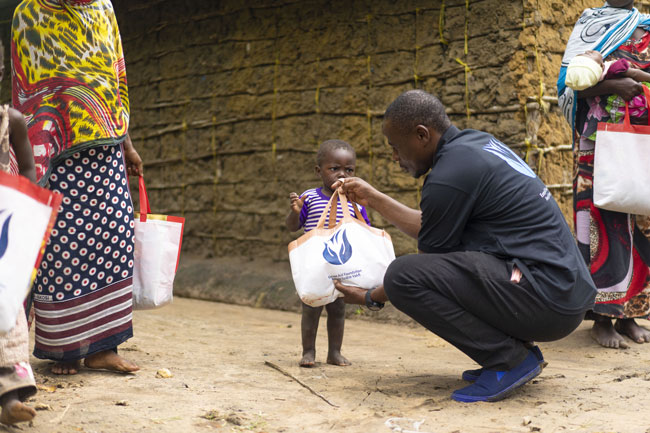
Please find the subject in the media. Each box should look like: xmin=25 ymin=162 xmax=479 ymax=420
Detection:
xmin=579 ymin=77 xmax=642 ymax=101
xmin=123 ymin=133 xmax=143 ymax=176
xmin=610 ymin=77 xmax=643 ymax=101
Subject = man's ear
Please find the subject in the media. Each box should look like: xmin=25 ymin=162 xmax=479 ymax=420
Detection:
xmin=415 ymin=124 xmax=430 ymax=143
xmin=314 ymin=165 xmax=321 ymax=176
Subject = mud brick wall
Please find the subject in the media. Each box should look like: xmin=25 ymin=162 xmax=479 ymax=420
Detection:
xmin=4 ymin=0 xmax=650 ymax=262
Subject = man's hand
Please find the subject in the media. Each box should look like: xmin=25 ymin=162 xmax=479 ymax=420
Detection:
xmin=289 ymin=192 xmax=305 ymax=214
xmin=333 ymin=280 xmax=367 ymax=305
xmin=331 ymin=177 xmax=379 ymax=208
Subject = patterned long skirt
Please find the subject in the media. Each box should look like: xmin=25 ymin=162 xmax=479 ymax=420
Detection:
xmin=575 ymin=136 xmax=650 ymax=319
xmin=32 ymin=144 xmax=135 ymax=361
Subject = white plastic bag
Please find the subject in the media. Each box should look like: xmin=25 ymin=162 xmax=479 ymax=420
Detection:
xmin=0 ymin=171 xmax=61 ymax=333
xmin=594 ymin=85 xmax=650 ymax=215
xmin=288 ymin=189 xmax=395 ymax=307
xmin=132 ymin=176 xmax=185 ymax=310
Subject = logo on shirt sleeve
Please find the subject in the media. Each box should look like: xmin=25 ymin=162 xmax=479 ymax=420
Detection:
xmin=483 ymin=138 xmax=536 ymax=178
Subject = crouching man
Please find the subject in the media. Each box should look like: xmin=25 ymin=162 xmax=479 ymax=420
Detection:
xmin=333 ymin=90 xmax=596 ymax=403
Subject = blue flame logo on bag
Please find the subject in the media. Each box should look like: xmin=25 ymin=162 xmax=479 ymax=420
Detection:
xmin=0 ymin=210 xmax=12 ymax=260
xmin=323 ymin=229 xmax=352 ymax=265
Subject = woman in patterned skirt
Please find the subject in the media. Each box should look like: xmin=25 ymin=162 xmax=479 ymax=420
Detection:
xmin=12 ymin=0 xmax=142 ymax=374
xmin=559 ymin=1 xmax=650 ymax=348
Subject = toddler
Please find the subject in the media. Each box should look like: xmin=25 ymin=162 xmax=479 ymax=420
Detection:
xmin=286 ymin=139 xmax=370 ymax=367
xmin=0 ymin=38 xmax=37 ymax=426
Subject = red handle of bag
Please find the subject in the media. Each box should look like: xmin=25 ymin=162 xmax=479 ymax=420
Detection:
xmin=623 ymin=84 xmax=650 ymax=129
xmin=138 ymin=175 xmax=151 ymax=222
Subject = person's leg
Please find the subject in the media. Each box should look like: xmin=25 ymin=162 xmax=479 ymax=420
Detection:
xmin=383 ymin=252 xmax=583 ymax=369
xmin=383 ymin=252 xmax=585 ymax=402
xmin=325 ymin=298 xmax=350 ymax=366
xmin=0 ymin=390 xmax=36 ymax=425
xmin=300 ymin=302 xmax=323 ymax=367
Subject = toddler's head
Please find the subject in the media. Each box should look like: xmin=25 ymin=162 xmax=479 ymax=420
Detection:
xmin=315 ymin=139 xmax=356 ymax=194
xmin=565 ymin=50 xmax=604 ymax=91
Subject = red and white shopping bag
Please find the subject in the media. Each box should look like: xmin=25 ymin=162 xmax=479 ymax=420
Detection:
xmin=0 ymin=171 xmax=61 ymax=333
xmin=288 ymin=189 xmax=395 ymax=307
xmin=132 ymin=176 xmax=185 ymax=310
xmin=594 ymin=84 xmax=650 ymax=215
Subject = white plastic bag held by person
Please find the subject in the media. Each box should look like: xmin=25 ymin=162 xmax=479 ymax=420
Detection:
xmin=132 ymin=176 xmax=184 ymax=310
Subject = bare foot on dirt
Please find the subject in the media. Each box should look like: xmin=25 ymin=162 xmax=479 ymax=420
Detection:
xmin=51 ymin=360 xmax=81 ymax=375
xmin=615 ymin=319 xmax=650 ymax=344
xmin=591 ymin=319 xmax=629 ymax=349
xmin=84 ymin=350 xmax=139 ymax=373
xmin=326 ymin=351 xmax=351 ymax=366
xmin=0 ymin=399 xmax=36 ymax=425
xmin=299 ymin=350 xmax=316 ymax=368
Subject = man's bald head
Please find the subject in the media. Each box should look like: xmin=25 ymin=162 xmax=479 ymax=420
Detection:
xmin=384 ymin=90 xmax=451 ymax=135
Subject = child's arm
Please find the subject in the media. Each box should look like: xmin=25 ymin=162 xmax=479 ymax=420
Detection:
xmin=8 ymin=108 xmax=36 ymax=183
xmin=624 ymin=68 xmax=650 ymax=84
xmin=286 ymin=192 xmax=305 ymax=232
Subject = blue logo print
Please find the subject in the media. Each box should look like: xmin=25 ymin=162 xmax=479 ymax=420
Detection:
xmin=0 ymin=210 xmax=12 ymax=260
xmin=323 ymin=229 xmax=352 ymax=265
xmin=483 ymin=138 xmax=536 ymax=178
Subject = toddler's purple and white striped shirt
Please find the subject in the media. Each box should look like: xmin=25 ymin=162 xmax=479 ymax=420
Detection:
xmin=299 ymin=187 xmax=371 ymax=232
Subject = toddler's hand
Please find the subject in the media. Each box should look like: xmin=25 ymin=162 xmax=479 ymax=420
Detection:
xmin=289 ymin=192 xmax=305 ymax=214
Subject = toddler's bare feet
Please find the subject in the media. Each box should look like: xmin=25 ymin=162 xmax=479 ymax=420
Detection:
xmin=326 ymin=351 xmax=351 ymax=366
xmin=615 ymin=318 xmax=650 ymax=344
xmin=84 ymin=350 xmax=139 ymax=373
xmin=591 ymin=319 xmax=628 ymax=349
xmin=0 ymin=399 xmax=36 ymax=425
xmin=299 ymin=350 xmax=316 ymax=368
xmin=51 ymin=360 xmax=81 ymax=375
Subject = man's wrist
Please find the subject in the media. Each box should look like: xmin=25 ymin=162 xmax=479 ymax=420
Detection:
xmin=365 ymin=288 xmax=384 ymax=311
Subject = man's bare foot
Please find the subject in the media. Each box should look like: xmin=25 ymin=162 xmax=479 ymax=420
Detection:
xmin=615 ymin=318 xmax=650 ymax=344
xmin=326 ymin=351 xmax=351 ymax=366
xmin=51 ymin=360 xmax=80 ymax=375
xmin=591 ymin=319 xmax=629 ymax=349
xmin=0 ymin=399 xmax=36 ymax=425
xmin=84 ymin=350 xmax=139 ymax=373
xmin=299 ymin=350 xmax=316 ymax=368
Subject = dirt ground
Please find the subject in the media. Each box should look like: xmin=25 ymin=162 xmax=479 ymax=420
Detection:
xmin=5 ymin=297 xmax=650 ymax=433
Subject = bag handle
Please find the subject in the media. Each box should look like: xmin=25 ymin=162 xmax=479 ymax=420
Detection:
xmin=314 ymin=187 xmax=366 ymax=229
xmin=336 ymin=187 xmax=366 ymax=222
xmin=315 ymin=189 xmax=339 ymax=229
xmin=138 ymin=175 xmax=151 ymax=222
xmin=623 ymin=83 xmax=650 ymax=129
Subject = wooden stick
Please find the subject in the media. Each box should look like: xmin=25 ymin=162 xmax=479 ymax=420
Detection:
xmin=264 ymin=361 xmax=338 ymax=407
xmin=50 ymin=404 xmax=71 ymax=424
